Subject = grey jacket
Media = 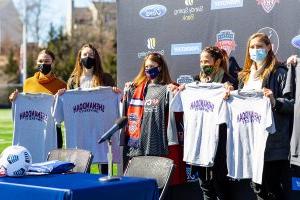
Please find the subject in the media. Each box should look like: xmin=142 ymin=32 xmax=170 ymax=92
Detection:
xmin=239 ymin=64 xmax=294 ymax=161
xmin=283 ymin=59 xmax=300 ymax=166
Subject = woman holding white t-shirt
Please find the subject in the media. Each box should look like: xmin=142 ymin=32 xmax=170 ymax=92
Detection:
xmin=67 ymin=43 xmax=115 ymax=89
xmin=237 ymin=33 xmax=294 ymax=200
xmin=180 ymin=46 xmax=237 ymax=200
xmin=58 ymin=43 xmax=120 ymax=174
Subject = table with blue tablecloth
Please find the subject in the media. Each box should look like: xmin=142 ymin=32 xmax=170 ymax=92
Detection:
xmin=0 ymin=173 xmax=159 ymax=200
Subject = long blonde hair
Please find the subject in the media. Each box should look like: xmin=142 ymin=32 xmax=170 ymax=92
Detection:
xmin=239 ymin=33 xmax=278 ymax=83
xmin=69 ymin=43 xmax=104 ymax=87
xmin=133 ymin=53 xmax=173 ymax=86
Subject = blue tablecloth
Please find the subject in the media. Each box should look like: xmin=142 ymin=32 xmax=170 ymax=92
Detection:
xmin=0 ymin=173 xmax=159 ymax=200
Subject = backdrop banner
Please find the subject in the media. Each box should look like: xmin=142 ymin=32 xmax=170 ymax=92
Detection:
xmin=117 ymin=0 xmax=300 ymax=88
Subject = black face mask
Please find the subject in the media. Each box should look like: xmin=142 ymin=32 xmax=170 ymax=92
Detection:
xmin=37 ymin=64 xmax=52 ymax=75
xmin=80 ymin=57 xmax=95 ymax=69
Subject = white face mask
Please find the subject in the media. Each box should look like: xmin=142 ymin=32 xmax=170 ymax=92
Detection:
xmin=249 ymin=48 xmax=268 ymax=63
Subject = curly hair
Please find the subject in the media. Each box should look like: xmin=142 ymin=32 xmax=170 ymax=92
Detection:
xmin=199 ymin=46 xmax=228 ymax=80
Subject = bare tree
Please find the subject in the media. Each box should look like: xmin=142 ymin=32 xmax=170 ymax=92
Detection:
xmin=26 ymin=0 xmax=45 ymax=44
xmin=14 ymin=0 xmax=45 ymax=44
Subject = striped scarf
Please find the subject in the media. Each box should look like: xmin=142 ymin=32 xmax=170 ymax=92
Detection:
xmin=127 ymin=82 xmax=147 ymax=148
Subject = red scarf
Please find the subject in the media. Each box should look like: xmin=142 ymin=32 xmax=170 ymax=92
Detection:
xmin=126 ymin=82 xmax=147 ymax=148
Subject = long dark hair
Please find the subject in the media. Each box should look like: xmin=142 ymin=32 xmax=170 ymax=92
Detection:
xmin=69 ymin=43 xmax=104 ymax=87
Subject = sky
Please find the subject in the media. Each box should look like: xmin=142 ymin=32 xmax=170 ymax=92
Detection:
xmin=12 ymin=0 xmax=92 ymax=43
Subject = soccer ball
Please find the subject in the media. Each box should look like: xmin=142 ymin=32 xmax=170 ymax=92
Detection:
xmin=0 ymin=146 xmax=32 ymax=177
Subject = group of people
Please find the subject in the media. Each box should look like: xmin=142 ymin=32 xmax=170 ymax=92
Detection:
xmin=8 ymin=32 xmax=300 ymax=200
xmin=9 ymin=43 xmax=116 ymax=174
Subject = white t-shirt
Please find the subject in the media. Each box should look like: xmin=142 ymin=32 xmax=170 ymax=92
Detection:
xmin=225 ymin=90 xmax=276 ymax=184
xmin=243 ymin=64 xmax=263 ymax=90
xmin=12 ymin=93 xmax=57 ymax=163
xmin=53 ymin=87 xmax=121 ymax=163
xmin=170 ymin=82 xmax=227 ymax=167
xmin=80 ymin=75 xmax=93 ymax=89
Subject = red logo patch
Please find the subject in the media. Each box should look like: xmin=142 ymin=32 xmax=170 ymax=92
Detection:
xmin=215 ymin=30 xmax=236 ymax=56
xmin=257 ymin=0 xmax=279 ymax=13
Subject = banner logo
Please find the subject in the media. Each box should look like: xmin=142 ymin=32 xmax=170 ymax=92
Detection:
xmin=173 ymin=0 xmax=204 ymax=21
xmin=138 ymin=37 xmax=165 ymax=58
xmin=171 ymin=43 xmax=202 ymax=56
xmin=291 ymin=35 xmax=300 ymax=49
xmin=215 ymin=30 xmax=236 ymax=56
xmin=177 ymin=75 xmax=194 ymax=84
xmin=139 ymin=4 xmax=167 ymax=19
xmin=257 ymin=27 xmax=279 ymax=54
xmin=185 ymin=0 xmax=194 ymax=6
xmin=211 ymin=0 xmax=243 ymax=10
xmin=257 ymin=0 xmax=279 ymax=13
xmin=147 ymin=38 xmax=156 ymax=49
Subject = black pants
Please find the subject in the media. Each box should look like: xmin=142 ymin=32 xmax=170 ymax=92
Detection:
xmin=252 ymin=160 xmax=289 ymax=200
xmin=56 ymin=126 xmax=63 ymax=148
xmin=195 ymin=166 xmax=230 ymax=200
xmin=98 ymin=164 xmax=108 ymax=174
xmin=194 ymin=124 xmax=230 ymax=200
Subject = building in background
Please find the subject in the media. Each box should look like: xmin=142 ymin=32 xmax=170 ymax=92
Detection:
xmin=0 ymin=0 xmax=22 ymax=53
xmin=0 ymin=0 xmax=22 ymax=55
xmin=0 ymin=0 xmax=22 ymax=83
xmin=0 ymin=0 xmax=22 ymax=105
xmin=65 ymin=0 xmax=116 ymax=37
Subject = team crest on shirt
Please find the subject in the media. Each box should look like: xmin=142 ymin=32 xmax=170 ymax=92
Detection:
xmin=237 ymin=111 xmax=262 ymax=124
xmin=144 ymin=98 xmax=159 ymax=112
xmin=144 ymin=98 xmax=159 ymax=106
xmin=256 ymin=0 xmax=279 ymax=13
xmin=215 ymin=30 xmax=236 ymax=56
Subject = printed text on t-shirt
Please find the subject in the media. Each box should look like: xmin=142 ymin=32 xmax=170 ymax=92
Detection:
xmin=73 ymin=102 xmax=105 ymax=113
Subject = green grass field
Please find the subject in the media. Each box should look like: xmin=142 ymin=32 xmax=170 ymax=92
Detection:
xmin=0 ymin=109 xmax=12 ymax=153
xmin=0 ymin=108 xmax=107 ymax=174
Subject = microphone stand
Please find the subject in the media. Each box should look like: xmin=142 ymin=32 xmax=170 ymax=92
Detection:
xmin=99 ymin=139 xmax=121 ymax=182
